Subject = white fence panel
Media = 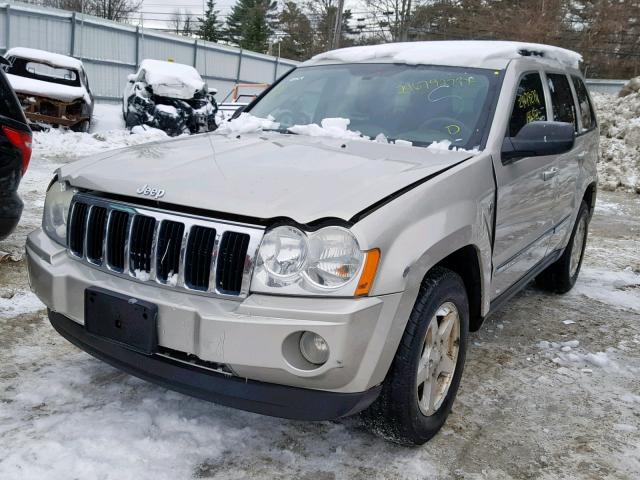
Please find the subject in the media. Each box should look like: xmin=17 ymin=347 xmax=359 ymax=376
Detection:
xmin=0 ymin=2 xmax=300 ymax=102
xmin=75 ymin=19 xmax=137 ymax=65
xmin=142 ymin=32 xmax=194 ymax=66
xmin=9 ymin=8 xmax=71 ymax=54
xmin=241 ymin=52 xmax=277 ymax=83
xmin=197 ymin=44 xmax=240 ymax=80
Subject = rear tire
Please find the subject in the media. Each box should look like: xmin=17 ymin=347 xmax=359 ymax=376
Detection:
xmin=71 ymin=120 xmax=90 ymax=133
xmin=363 ymin=266 xmax=469 ymax=445
xmin=535 ymin=201 xmax=590 ymax=293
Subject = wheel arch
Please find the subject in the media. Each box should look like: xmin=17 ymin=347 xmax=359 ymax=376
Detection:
xmin=582 ymin=181 xmax=597 ymax=218
xmin=433 ymin=245 xmax=484 ymax=332
xmin=367 ymin=241 xmax=484 ymax=393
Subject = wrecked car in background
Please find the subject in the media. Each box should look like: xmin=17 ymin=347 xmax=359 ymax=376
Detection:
xmin=218 ymin=82 xmax=270 ymax=120
xmin=123 ymin=59 xmax=218 ymax=136
xmin=4 ymin=47 xmax=94 ymax=132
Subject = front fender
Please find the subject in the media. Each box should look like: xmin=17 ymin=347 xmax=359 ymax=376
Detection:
xmin=350 ymin=154 xmax=495 ymax=387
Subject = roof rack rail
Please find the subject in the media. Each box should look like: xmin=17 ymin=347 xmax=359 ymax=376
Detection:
xmin=518 ymin=49 xmax=545 ymax=58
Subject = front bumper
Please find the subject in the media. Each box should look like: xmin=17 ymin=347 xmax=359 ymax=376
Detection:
xmin=49 ymin=310 xmax=381 ymax=420
xmin=27 ymin=228 xmax=404 ymax=402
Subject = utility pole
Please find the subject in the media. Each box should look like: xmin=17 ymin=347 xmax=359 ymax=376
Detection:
xmin=332 ymin=0 xmax=345 ymax=49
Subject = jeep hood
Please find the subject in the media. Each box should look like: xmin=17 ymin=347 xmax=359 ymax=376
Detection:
xmin=59 ymin=132 xmax=473 ymax=224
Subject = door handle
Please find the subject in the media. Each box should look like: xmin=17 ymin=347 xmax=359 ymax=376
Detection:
xmin=542 ymin=167 xmax=558 ymax=181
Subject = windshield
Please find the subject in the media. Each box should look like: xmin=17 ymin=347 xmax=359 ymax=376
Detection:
xmin=248 ymin=63 xmax=501 ymax=149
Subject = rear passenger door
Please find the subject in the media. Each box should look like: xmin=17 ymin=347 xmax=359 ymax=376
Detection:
xmin=491 ymin=72 xmax=559 ymax=299
xmin=543 ymin=72 xmax=580 ymax=253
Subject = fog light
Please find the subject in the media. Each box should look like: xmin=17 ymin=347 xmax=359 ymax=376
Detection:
xmin=299 ymin=331 xmax=329 ymax=365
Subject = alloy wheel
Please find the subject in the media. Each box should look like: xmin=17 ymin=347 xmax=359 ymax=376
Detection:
xmin=416 ymin=302 xmax=461 ymax=416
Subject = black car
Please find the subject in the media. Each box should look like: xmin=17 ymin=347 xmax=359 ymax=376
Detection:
xmin=0 ymin=56 xmax=32 ymax=241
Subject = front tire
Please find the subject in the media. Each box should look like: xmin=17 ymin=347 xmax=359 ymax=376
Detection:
xmin=536 ymin=201 xmax=590 ymax=293
xmin=363 ymin=267 xmax=469 ymax=445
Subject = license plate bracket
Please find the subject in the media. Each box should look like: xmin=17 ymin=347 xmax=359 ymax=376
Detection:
xmin=84 ymin=287 xmax=158 ymax=355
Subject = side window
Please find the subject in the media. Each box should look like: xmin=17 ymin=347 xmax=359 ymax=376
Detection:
xmin=508 ymin=73 xmax=547 ymax=137
xmin=547 ymin=73 xmax=577 ymax=130
xmin=571 ymin=76 xmax=596 ymax=131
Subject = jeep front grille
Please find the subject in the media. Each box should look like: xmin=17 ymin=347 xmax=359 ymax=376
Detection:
xmin=67 ymin=193 xmax=264 ymax=298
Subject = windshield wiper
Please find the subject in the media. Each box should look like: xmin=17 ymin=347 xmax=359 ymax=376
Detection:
xmin=262 ymin=127 xmax=298 ymax=135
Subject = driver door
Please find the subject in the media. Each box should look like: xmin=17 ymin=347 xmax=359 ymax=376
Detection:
xmin=490 ymin=72 xmax=559 ymax=299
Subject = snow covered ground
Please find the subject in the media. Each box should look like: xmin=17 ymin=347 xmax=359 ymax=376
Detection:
xmin=0 ymin=103 xmax=639 ymax=479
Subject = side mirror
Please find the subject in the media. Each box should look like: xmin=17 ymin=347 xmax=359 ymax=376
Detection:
xmin=502 ymin=121 xmax=575 ymax=162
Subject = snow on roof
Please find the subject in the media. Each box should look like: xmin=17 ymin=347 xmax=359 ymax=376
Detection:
xmin=6 ymin=73 xmax=89 ymax=103
xmin=139 ymin=59 xmax=205 ymax=99
xmin=5 ymin=47 xmax=84 ymax=70
xmin=305 ymin=41 xmax=582 ymax=70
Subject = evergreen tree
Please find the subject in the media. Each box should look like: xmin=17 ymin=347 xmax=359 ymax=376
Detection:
xmin=198 ymin=0 xmax=223 ymax=42
xmin=226 ymin=0 xmax=278 ymax=52
xmin=276 ymin=2 xmax=314 ymax=60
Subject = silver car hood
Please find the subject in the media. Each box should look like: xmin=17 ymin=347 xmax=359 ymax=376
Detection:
xmin=59 ymin=132 xmax=472 ymax=224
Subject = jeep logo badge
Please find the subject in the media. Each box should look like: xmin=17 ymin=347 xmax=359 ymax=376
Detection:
xmin=136 ymin=184 xmax=165 ymax=199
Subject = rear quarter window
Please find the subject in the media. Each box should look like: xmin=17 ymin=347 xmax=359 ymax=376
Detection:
xmin=571 ymin=76 xmax=597 ymax=132
xmin=547 ymin=73 xmax=577 ymax=131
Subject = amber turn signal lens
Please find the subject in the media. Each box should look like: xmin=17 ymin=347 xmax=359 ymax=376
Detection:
xmin=355 ymin=249 xmax=380 ymax=296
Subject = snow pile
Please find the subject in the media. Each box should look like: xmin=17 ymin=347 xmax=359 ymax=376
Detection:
xmin=592 ymin=92 xmax=640 ymax=193
xmin=619 ymin=76 xmax=640 ymax=97
xmin=568 ymin=266 xmax=640 ymax=312
xmin=309 ymin=41 xmax=582 ymax=70
xmin=0 ymin=289 xmax=45 ymax=316
xmin=215 ymin=112 xmax=279 ymax=135
xmin=6 ymin=73 xmax=90 ymax=103
xmin=133 ymin=269 xmax=151 ymax=282
xmin=289 ymin=117 xmax=365 ymax=140
xmin=537 ymin=340 xmax=628 ymax=375
xmin=426 ymin=139 xmax=480 ymax=155
xmin=139 ymin=59 xmax=206 ymax=100
xmin=155 ymin=104 xmax=179 ymax=117
xmin=32 ymin=125 xmax=169 ymax=161
xmin=5 ymin=47 xmax=84 ymax=70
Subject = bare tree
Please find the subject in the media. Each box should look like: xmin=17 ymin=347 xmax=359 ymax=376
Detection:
xmin=362 ymin=0 xmax=420 ymax=42
xmin=182 ymin=14 xmax=195 ymax=37
xmin=37 ymin=0 xmax=141 ymax=21
xmin=169 ymin=9 xmax=183 ymax=35
xmin=91 ymin=0 xmax=142 ymax=22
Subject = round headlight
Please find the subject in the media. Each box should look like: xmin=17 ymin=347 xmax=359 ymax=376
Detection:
xmin=258 ymin=226 xmax=308 ymax=279
xmin=42 ymin=180 xmax=77 ymax=246
xmin=304 ymin=227 xmax=364 ymax=289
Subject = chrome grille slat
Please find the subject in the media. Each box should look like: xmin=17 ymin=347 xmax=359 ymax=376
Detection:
xmin=123 ymin=213 xmax=133 ymax=275
xmin=149 ymin=220 xmax=161 ymax=282
xmin=66 ymin=193 xmax=264 ymax=299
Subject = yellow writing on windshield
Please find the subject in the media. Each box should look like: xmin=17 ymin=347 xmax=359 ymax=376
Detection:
xmin=446 ymin=124 xmax=461 ymax=136
xmin=398 ymin=76 xmax=477 ymax=95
